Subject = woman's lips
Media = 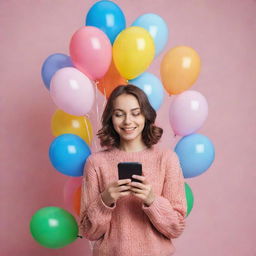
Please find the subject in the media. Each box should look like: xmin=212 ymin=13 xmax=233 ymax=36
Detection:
xmin=121 ymin=127 xmax=136 ymax=133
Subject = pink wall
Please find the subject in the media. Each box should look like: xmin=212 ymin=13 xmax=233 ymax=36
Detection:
xmin=1 ymin=0 xmax=256 ymax=255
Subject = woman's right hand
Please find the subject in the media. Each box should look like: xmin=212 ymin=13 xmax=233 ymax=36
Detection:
xmin=101 ymin=179 xmax=132 ymax=207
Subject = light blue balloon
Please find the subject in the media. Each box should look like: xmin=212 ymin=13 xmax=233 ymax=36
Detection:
xmin=129 ymin=72 xmax=164 ymax=111
xmin=41 ymin=53 xmax=73 ymax=90
xmin=86 ymin=0 xmax=126 ymax=44
xmin=175 ymin=134 xmax=215 ymax=178
xmin=49 ymin=134 xmax=91 ymax=177
xmin=132 ymin=13 xmax=169 ymax=57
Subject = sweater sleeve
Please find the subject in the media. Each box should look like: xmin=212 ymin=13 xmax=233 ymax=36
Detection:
xmin=142 ymin=150 xmax=187 ymax=239
xmin=78 ymin=156 xmax=116 ymax=241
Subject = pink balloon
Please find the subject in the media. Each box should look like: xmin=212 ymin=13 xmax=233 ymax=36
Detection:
xmin=50 ymin=67 xmax=95 ymax=116
xmin=69 ymin=26 xmax=112 ymax=80
xmin=169 ymin=90 xmax=208 ymax=136
xmin=63 ymin=177 xmax=83 ymax=214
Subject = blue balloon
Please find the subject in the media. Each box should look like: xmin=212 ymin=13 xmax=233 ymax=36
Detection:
xmin=86 ymin=0 xmax=126 ymax=44
xmin=49 ymin=134 xmax=91 ymax=177
xmin=129 ymin=72 xmax=164 ymax=111
xmin=41 ymin=53 xmax=73 ymax=90
xmin=132 ymin=13 xmax=169 ymax=57
xmin=175 ymin=134 xmax=215 ymax=178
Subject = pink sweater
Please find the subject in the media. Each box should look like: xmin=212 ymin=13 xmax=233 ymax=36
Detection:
xmin=79 ymin=145 xmax=187 ymax=256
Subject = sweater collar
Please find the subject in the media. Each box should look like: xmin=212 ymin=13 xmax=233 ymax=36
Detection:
xmin=109 ymin=145 xmax=155 ymax=157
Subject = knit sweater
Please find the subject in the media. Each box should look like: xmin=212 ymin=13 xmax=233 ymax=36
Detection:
xmin=78 ymin=145 xmax=187 ymax=256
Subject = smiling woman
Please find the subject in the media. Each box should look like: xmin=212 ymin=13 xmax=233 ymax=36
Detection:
xmin=78 ymin=84 xmax=187 ymax=256
xmin=112 ymin=94 xmax=146 ymax=149
xmin=111 ymin=93 xmax=146 ymax=150
xmin=97 ymin=84 xmax=163 ymax=151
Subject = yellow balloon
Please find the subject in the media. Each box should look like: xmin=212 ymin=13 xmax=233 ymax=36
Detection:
xmin=160 ymin=46 xmax=201 ymax=95
xmin=113 ymin=26 xmax=155 ymax=80
xmin=51 ymin=109 xmax=93 ymax=145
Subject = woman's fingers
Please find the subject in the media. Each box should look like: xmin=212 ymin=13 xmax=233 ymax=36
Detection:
xmin=132 ymin=175 xmax=149 ymax=184
xmin=117 ymin=179 xmax=131 ymax=186
xmin=118 ymin=185 xmax=131 ymax=192
xmin=130 ymin=187 xmax=142 ymax=193
xmin=130 ymin=182 xmax=146 ymax=189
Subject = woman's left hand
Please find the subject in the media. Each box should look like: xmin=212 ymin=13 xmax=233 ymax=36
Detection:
xmin=129 ymin=175 xmax=155 ymax=206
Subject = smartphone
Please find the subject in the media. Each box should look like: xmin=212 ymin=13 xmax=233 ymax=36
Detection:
xmin=118 ymin=162 xmax=142 ymax=183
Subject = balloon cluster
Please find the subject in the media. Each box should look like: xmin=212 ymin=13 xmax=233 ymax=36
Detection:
xmin=30 ymin=0 xmax=215 ymax=248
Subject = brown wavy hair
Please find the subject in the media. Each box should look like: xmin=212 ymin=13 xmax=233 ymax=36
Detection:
xmin=97 ymin=84 xmax=163 ymax=149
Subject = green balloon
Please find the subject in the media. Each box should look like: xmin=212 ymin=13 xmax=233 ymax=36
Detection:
xmin=30 ymin=206 xmax=78 ymax=248
xmin=185 ymin=183 xmax=194 ymax=217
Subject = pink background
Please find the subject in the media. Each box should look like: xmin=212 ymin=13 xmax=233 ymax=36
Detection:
xmin=1 ymin=0 xmax=256 ymax=255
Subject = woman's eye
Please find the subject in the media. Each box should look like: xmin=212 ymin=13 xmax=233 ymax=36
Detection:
xmin=114 ymin=111 xmax=140 ymax=117
xmin=114 ymin=113 xmax=123 ymax=117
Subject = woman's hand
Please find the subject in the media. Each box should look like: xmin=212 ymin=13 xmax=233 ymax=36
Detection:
xmin=101 ymin=179 xmax=132 ymax=207
xmin=129 ymin=175 xmax=155 ymax=206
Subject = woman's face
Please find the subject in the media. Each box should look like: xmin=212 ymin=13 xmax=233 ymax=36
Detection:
xmin=112 ymin=94 xmax=145 ymax=145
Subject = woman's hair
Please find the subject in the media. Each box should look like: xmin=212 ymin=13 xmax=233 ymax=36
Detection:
xmin=97 ymin=84 xmax=163 ymax=149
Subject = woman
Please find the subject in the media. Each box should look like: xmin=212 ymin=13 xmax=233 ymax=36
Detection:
xmin=79 ymin=84 xmax=187 ymax=256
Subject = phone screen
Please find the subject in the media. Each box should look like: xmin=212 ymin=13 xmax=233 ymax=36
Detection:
xmin=118 ymin=162 xmax=142 ymax=183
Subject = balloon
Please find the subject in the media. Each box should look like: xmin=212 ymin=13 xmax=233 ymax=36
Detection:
xmin=97 ymin=58 xmax=127 ymax=98
xmin=132 ymin=13 xmax=168 ymax=57
xmin=73 ymin=186 xmax=82 ymax=216
xmin=30 ymin=207 xmax=78 ymax=248
xmin=51 ymin=109 xmax=93 ymax=146
xmin=169 ymin=90 xmax=208 ymax=136
xmin=63 ymin=177 xmax=82 ymax=214
xmin=49 ymin=134 xmax=91 ymax=177
xmin=129 ymin=72 xmax=164 ymax=111
xmin=113 ymin=26 xmax=155 ymax=80
xmin=69 ymin=26 xmax=112 ymax=80
xmin=50 ymin=67 xmax=95 ymax=116
xmin=41 ymin=53 xmax=73 ymax=90
xmin=160 ymin=46 xmax=201 ymax=95
xmin=86 ymin=0 xmax=126 ymax=44
xmin=185 ymin=183 xmax=194 ymax=217
xmin=175 ymin=134 xmax=215 ymax=178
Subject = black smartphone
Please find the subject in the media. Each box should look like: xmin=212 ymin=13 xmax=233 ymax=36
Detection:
xmin=118 ymin=162 xmax=142 ymax=183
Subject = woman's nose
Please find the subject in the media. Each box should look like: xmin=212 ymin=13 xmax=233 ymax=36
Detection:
xmin=123 ymin=114 xmax=132 ymax=124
